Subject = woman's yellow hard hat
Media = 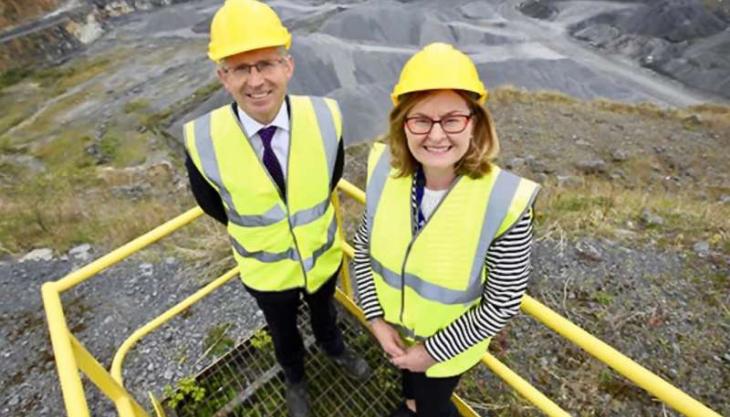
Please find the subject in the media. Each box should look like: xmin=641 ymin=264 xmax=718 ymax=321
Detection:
xmin=208 ymin=0 xmax=291 ymax=62
xmin=391 ymin=42 xmax=488 ymax=105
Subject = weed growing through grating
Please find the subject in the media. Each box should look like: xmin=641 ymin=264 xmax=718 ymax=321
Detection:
xmin=164 ymin=303 xmax=402 ymax=417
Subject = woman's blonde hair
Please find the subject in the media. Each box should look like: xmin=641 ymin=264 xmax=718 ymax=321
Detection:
xmin=386 ymin=90 xmax=500 ymax=178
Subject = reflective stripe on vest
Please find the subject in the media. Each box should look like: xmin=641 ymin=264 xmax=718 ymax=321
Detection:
xmin=366 ymin=147 xmax=527 ymax=305
xmin=230 ymin=214 xmax=338 ymax=270
xmin=311 ymin=96 xmax=338 ymax=185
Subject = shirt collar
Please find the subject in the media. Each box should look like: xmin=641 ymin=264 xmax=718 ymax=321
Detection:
xmin=237 ymin=98 xmax=290 ymax=138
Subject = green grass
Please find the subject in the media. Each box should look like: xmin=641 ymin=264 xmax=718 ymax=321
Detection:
xmin=536 ymin=178 xmax=730 ymax=252
xmin=0 ymin=68 xmax=33 ymax=90
xmin=123 ymin=99 xmax=150 ymax=114
xmin=98 ymin=131 xmax=150 ymax=167
xmin=138 ymin=81 xmax=221 ymax=131
xmin=203 ymin=323 xmax=236 ymax=358
xmin=32 ymin=57 xmax=112 ymax=95
xmin=0 ymin=165 xmax=191 ymax=253
xmin=31 ymin=134 xmax=95 ymax=171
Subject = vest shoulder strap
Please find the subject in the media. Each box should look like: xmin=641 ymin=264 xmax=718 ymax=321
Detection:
xmin=290 ymin=95 xmax=341 ymax=174
xmin=494 ymin=170 xmax=540 ymax=238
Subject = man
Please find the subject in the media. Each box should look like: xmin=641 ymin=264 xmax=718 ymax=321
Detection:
xmin=182 ymin=1 xmax=370 ymax=416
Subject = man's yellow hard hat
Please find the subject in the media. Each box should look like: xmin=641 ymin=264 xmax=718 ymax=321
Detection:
xmin=208 ymin=0 xmax=291 ymax=62
xmin=391 ymin=43 xmax=488 ymax=105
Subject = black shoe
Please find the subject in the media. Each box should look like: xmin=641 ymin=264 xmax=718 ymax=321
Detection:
xmin=285 ymin=381 xmax=310 ymax=417
xmin=388 ymin=402 xmax=417 ymax=417
xmin=329 ymin=348 xmax=372 ymax=380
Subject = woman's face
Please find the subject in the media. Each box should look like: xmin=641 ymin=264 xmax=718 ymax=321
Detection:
xmin=404 ymin=90 xmax=473 ymax=173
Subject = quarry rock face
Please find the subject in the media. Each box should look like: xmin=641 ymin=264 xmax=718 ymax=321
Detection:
xmin=0 ymin=0 xmax=62 ymax=31
xmin=0 ymin=0 xmax=191 ymax=71
xmin=2 ymin=0 xmax=727 ymax=143
xmin=566 ymin=0 xmax=730 ymax=99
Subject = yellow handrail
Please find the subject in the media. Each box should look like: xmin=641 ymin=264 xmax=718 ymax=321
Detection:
xmin=42 ymin=207 xmax=204 ymax=417
xmin=111 ymin=268 xmax=241 ymax=385
xmin=336 ymin=178 xmax=720 ymax=417
xmin=521 ymin=296 xmax=721 ymax=417
xmin=339 ymin=239 xmax=569 ymax=415
xmin=42 ymin=283 xmax=93 ymax=417
xmin=40 ymin=177 xmax=723 ymax=417
xmin=480 ymin=352 xmax=571 ymax=417
xmin=55 ymin=207 xmax=203 ymax=292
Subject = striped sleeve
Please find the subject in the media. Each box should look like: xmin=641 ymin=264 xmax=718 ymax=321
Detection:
xmin=352 ymin=210 xmax=385 ymax=320
xmin=424 ymin=209 xmax=534 ymax=363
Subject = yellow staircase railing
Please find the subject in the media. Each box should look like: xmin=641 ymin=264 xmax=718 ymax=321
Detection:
xmin=42 ymin=179 xmax=723 ymax=417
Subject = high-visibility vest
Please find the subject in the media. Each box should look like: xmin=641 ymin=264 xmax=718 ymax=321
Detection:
xmin=366 ymin=143 xmax=539 ymax=377
xmin=184 ymin=96 xmax=343 ymax=293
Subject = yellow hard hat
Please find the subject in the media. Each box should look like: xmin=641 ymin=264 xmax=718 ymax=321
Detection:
xmin=391 ymin=42 xmax=488 ymax=105
xmin=208 ymin=0 xmax=292 ymax=62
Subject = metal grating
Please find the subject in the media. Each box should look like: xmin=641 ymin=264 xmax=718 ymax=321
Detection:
xmin=165 ymin=303 xmax=402 ymax=417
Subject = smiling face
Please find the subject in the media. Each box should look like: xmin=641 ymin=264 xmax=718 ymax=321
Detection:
xmin=404 ymin=90 xmax=473 ymax=176
xmin=217 ymin=46 xmax=294 ymax=125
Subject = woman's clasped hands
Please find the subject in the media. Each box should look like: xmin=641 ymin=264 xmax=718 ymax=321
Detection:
xmin=370 ymin=318 xmax=436 ymax=372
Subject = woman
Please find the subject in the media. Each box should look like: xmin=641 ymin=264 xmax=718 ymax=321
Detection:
xmin=354 ymin=43 xmax=540 ymax=417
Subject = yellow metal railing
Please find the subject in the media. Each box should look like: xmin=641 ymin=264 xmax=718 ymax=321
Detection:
xmin=334 ymin=180 xmax=721 ymax=417
xmin=42 ymin=207 xmax=204 ymax=417
xmin=42 ymin=179 xmax=723 ymax=417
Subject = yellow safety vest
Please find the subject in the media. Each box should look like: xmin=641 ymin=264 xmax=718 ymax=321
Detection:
xmin=366 ymin=143 xmax=539 ymax=377
xmin=184 ymin=95 xmax=343 ymax=293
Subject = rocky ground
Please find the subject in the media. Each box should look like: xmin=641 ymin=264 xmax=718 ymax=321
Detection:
xmin=1 ymin=1 xmax=729 ymax=417
xmin=5 ymin=235 xmax=725 ymax=417
xmin=520 ymin=0 xmax=730 ymax=100
xmin=1 ymin=241 xmax=264 ymax=417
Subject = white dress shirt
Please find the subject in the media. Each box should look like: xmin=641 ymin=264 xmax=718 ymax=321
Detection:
xmin=237 ymin=102 xmax=290 ymax=180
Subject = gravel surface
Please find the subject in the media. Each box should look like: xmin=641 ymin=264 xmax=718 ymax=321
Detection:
xmin=0 ymin=248 xmax=263 ymax=417
xmin=460 ymin=237 xmax=729 ymax=416
xmin=2 ymin=236 xmax=727 ymax=416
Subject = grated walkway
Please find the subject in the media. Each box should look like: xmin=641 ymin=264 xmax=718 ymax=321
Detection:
xmin=165 ymin=304 xmax=402 ymax=417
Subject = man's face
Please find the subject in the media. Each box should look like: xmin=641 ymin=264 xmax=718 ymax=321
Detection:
xmin=217 ymin=46 xmax=294 ymax=125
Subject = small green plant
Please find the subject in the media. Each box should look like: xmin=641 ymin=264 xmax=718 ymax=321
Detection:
xmin=163 ymin=376 xmax=206 ymax=409
xmin=0 ymin=68 xmax=33 ymax=90
xmin=250 ymin=329 xmax=273 ymax=350
xmin=123 ymin=99 xmax=150 ymax=114
xmin=203 ymin=323 xmax=235 ymax=358
xmin=99 ymin=135 xmax=121 ymax=162
xmin=593 ymin=290 xmax=614 ymax=306
xmin=141 ymin=108 xmax=173 ymax=129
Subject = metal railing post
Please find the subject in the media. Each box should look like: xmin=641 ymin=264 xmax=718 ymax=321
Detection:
xmin=42 ymin=283 xmax=92 ymax=417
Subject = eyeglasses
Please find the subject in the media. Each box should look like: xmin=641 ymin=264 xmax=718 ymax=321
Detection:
xmin=404 ymin=113 xmax=472 ymax=135
xmin=224 ymin=58 xmax=286 ymax=79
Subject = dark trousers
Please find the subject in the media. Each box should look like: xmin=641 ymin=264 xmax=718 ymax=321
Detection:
xmin=402 ymin=370 xmax=461 ymax=417
xmin=244 ymin=271 xmax=344 ymax=384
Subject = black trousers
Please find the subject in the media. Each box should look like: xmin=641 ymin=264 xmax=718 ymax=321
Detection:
xmin=402 ymin=370 xmax=461 ymax=417
xmin=244 ymin=270 xmax=344 ymax=384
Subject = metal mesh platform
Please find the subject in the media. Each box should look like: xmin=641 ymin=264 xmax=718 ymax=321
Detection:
xmin=165 ymin=303 xmax=402 ymax=417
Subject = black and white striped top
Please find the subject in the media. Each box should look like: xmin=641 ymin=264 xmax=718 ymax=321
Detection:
xmin=353 ymin=177 xmax=534 ymax=363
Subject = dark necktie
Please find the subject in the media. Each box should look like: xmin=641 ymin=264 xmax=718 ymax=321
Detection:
xmin=258 ymin=126 xmax=286 ymax=195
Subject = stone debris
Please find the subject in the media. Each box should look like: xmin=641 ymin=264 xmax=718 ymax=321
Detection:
xmin=69 ymin=244 xmax=93 ymax=261
xmin=19 ymin=248 xmax=54 ymax=263
xmin=610 ymin=149 xmax=629 ymax=162
xmin=692 ymin=241 xmax=710 ymax=257
xmin=640 ymin=209 xmax=665 ymax=227
xmin=576 ymin=159 xmax=608 ymax=175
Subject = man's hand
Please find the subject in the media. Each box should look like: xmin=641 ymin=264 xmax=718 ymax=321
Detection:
xmin=391 ymin=343 xmax=436 ymax=372
xmin=369 ymin=318 xmax=406 ymax=358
